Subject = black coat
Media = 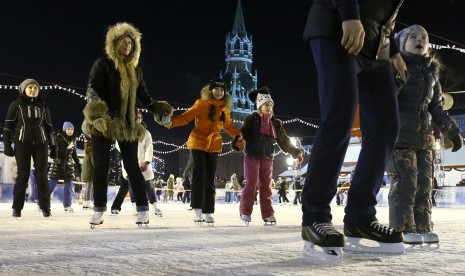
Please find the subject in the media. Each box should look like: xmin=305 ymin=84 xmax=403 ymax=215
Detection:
xmin=303 ymin=0 xmax=403 ymax=60
xmin=396 ymin=53 xmax=459 ymax=150
xmin=48 ymin=133 xmax=80 ymax=181
xmin=3 ymin=93 xmax=54 ymax=146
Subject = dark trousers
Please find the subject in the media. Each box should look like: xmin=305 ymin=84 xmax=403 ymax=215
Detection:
xmin=302 ymin=38 xmax=399 ymax=226
xmin=190 ymin=149 xmax=218 ymax=213
xmin=91 ymin=136 xmax=148 ymax=212
xmin=111 ymin=178 xmax=158 ymax=211
xmin=13 ymin=143 xmax=50 ymax=211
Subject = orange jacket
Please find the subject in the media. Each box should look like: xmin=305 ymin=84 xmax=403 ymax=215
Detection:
xmin=170 ymin=87 xmax=241 ymax=153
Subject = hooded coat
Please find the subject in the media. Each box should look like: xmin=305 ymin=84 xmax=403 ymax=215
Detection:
xmin=82 ymin=22 xmax=172 ymax=142
xmin=170 ymin=86 xmax=241 ymax=153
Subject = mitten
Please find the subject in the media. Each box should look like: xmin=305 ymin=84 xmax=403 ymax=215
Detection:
xmin=49 ymin=147 xmax=57 ymax=159
xmin=92 ymin=117 xmax=107 ymax=133
xmin=151 ymin=101 xmax=173 ymax=123
xmin=448 ymin=129 xmax=463 ymax=152
xmin=4 ymin=145 xmax=15 ymax=157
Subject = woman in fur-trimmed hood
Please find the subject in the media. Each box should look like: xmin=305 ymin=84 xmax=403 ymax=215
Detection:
xmin=163 ymin=77 xmax=245 ymax=222
xmin=83 ymin=22 xmax=173 ymax=225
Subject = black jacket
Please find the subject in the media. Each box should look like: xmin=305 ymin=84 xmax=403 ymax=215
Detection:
xmin=48 ymin=132 xmax=80 ymax=181
xmin=3 ymin=93 xmax=55 ymax=146
xmin=239 ymin=112 xmax=301 ymax=160
xmin=303 ymin=0 xmax=403 ymax=60
xmin=396 ymin=53 xmax=460 ymax=150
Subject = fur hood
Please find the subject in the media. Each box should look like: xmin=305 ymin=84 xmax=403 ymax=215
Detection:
xmin=105 ymin=22 xmax=141 ymax=68
xmin=199 ymin=85 xmax=232 ymax=108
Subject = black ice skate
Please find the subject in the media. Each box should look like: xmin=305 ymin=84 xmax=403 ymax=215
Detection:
xmin=263 ymin=215 xmax=276 ymax=226
xmin=42 ymin=209 xmax=52 ymax=218
xmin=344 ymin=221 xmax=404 ymax=254
xmin=136 ymin=211 xmax=149 ymax=227
xmin=302 ymin=223 xmax=344 ymax=264
xmin=12 ymin=209 xmax=21 ymax=218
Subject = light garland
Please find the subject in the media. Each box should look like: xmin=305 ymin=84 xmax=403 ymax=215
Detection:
xmin=430 ymin=43 xmax=465 ymax=54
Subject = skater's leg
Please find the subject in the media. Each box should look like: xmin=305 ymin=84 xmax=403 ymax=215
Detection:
xmin=85 ymin=181 xmax=93 ymax=202
xmin=63 ymin=180 xmax=74 ymax=208
xmin=258 ymin=158 xmax=274 ymax=219
xmin=203 ymin=152 xmax=218 ymax=214
xmin=241 ymin=155 xmax=260 ymax=216
xmin=32 ymin=144 xmax=51 ymax=212
xmin=91 ymin=135 xmax=112 ymax=212
xmin=119 ymin=140 xmax=149 ymax=212
xmin=111 ymin=178 xmax=129 ymax=211
xmin=12 ymin=143 xmax=32 ymax=211
xmin=414 ymin=150 xmax=434 ymax=233
xmin=190 ymin=150 xmax=207 ymax=210
xmin=145 ymin=180 xmax=157 ymax=204
xmin=49 ymin=179 xmax=58 ymax=196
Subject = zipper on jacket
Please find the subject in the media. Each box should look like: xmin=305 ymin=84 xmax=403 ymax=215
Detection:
xmin=28 ymin=106 xmax=31 ymax=118
xmin=41 ymin=127 xmax=47 ymax=143
xmin=19 ymin=126 xmax=24 ymax=142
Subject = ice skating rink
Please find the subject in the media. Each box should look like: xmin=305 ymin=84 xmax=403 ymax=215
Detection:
xmin=0 ymin=202 xmax=464 ymax=276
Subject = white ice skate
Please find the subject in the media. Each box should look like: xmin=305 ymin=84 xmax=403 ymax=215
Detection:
xmin=64 ymin=207 xmax=74 ymax=213
xmin=82 ymin=201 xmax=93 ymax=210
xmin=344 ymin=221 xmax=405 ymax=254
xmin=420 ymin=232 xmax=439 ymax=248
xmin=110 ymin=209 xmax=120 ymax=215
xmin=203 ymin=213 xmax=214 ymax=225
xmin=240 ymin=214 xmax=251 ymax=225
xmin=89 ymin=211 xmax=104 ymax=229
xmin=152 ymin=203 xmax=163 ymax=217
xmin=263 ymin=215 xmax=276 ymax=226
xmin=136 ymin=210 xmax=149 ymax=227
xmin=403 ymin=232 xmax=423 ymax=247
xmin=193 ymin=209 xmax=204 ymax=223
xmin=303 ymin=241 xmax=343 ymax=264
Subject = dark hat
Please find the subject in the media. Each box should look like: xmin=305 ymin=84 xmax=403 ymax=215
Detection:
xmin=18 ymin=79 xmax=40 ymax=94
xmin=209 ymin=77 xmax=226 ymax=91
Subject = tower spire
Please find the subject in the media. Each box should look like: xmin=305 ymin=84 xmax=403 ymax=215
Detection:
xmin=232 ymin=0 xmax=247 ymax=37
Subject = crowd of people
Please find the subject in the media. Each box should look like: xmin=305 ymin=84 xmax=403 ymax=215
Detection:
xmin=2 ymin=2 xmax=465 ymax=263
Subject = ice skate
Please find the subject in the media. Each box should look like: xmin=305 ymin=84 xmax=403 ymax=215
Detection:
xmin=344 ymin=221 xmax=404 ymax=254
xmin=136 ymin=211 xmax=149 ymax=227
xmin=263 ymin=215 xmax=277 ymax=226
xmin=420 ymin=232 xmax=439 ymax=248
xmin=42 ymin=209 xmax=52 ymax=218
xmin=89 ymin=211 xmax=104 ymax=229
xmin=64 ymin=207 xmax=74 ymax=213
xmin=301 ymin=223 xmax=344 ymax=264
xmin=240 ymin=214 xmax=251 ymax=225
xmin=403 ymin=231 xmax=423 ymax=246
xmin=152 ymin=203 xmax=163 ymax=217
xmin=203 ymin=213 xmax=214 ymax=225
xmin=132 ymin=202 xmax=138 ymax=215
xmin=12 ymin=209 xmax=21 ymax=218
xmin=193 ymin=209 xmax=204 ymax=223
xmin=111 ymin=209 xmax=119 ymax=215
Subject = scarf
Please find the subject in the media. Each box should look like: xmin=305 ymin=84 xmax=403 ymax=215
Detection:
xmin=258 ymin=112 xmax=276 ymax=138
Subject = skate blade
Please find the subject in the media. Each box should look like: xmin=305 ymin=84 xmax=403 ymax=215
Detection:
xmin=136 ymin=221 xmax=149 ymax=228
xmin=89 ymin=221 xmax=104 ymax=229
xmin=240 ymin=218 xmax=250 ymax=225
xmin=302 ymin=241 xmax=343 ymax=264
xmin=264 ymin=221 xmax=276 ymax=226
xmin=345 ymin=237 xmax=405 ymax=254
xmin=155 ymin=213 xmax=163 ymax=217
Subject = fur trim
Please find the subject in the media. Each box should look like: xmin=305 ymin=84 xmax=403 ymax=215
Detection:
xmin=200 ymin=85 xmax=232 ymax=108
xmin=105 ymin=22 xmax=141 ymax=68
xmin=82 ymin=99 xmax=144 ymax=142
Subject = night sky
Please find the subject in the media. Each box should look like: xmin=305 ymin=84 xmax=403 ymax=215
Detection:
xmin=2 ymin=0 xmax=465 ymax=172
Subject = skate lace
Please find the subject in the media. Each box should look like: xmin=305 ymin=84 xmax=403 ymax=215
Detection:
xmin=313 ymin=223 xmax=339 ymax=236
xmin=370 ymin=221 xmax=393 ymax=235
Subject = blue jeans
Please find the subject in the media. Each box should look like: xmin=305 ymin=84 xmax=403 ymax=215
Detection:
xmin=49 ymin=179 xmax=74 ymax=208
xmin=302 ymin=38 xmax=399 ymax=226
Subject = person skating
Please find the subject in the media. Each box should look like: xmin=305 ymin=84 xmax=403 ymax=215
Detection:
xmin=82 ymin=22 xmax=173 ymax=228
xmin=234 ymin=87 xmax=303 ymax=225
xmin=387 ymin=25 xmax=463 ymax=246
xmin=3 ymin=79 xmax=56 ymax=218
xmin=163 ymin=77 xmax=245 ymax=224
xmin=301 ymin=0 xmax=407 ymax=262
xmin=48 ymin=122 xmax=81 ymax=212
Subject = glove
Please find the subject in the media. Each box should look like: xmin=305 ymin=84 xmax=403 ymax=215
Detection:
xmin=448 ymin=129 xmax=463 ymax=152
xmin=49 ymin=147 xmax=57 ymax=159
xmin=234 ymin=136 xmax=245 ymax=150
xmin=92 ymin=117 xmax=107 ymax=133
xmin=140 ymin=162 xmax=150 ymax=172
xmin=295 ymin=153 xmax=303 ymax=164
xmin=152 ymin=101 xmax=173 ymax=123
xmin=4 ymin=145 xmax=15 ymax=157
